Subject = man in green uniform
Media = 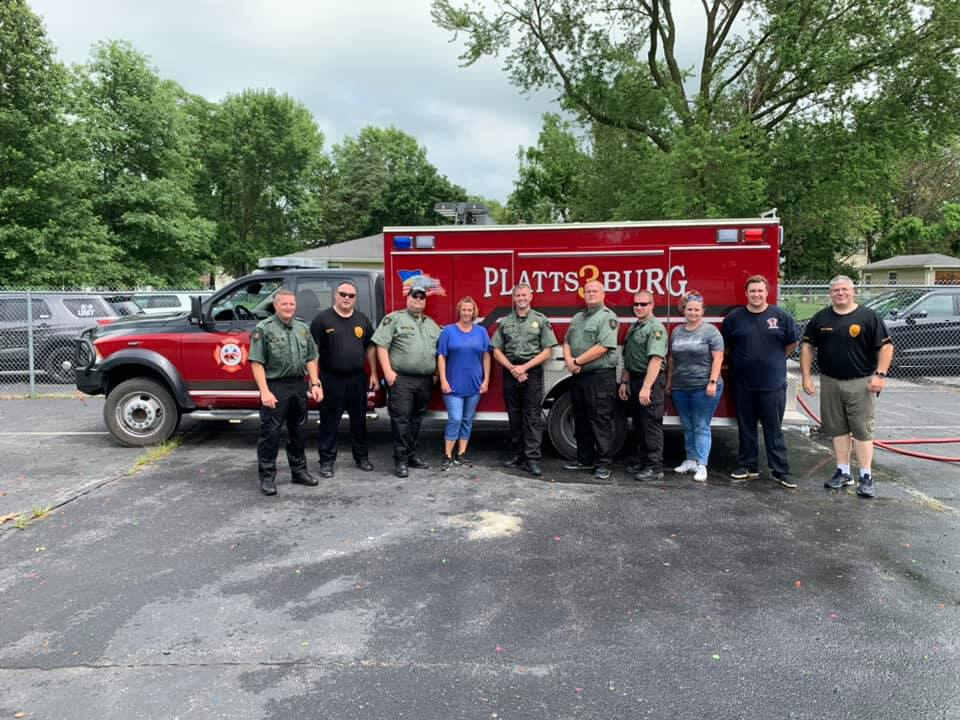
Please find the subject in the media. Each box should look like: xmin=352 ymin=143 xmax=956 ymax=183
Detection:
xmin=619 ymin=290 xmax=668 ymax=481
xmin=249 ymin=288 xmax=324 ymax=496
xmin=563 ymin=279 xmax=620 ymax=480
xmin=492 ymin=283 xmax=559 ymax=477
xmin=372 ymin=280 xmax=442 ymax=478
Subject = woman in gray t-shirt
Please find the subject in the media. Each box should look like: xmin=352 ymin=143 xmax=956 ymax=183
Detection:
xmin=667 ymin=291 xmax=724 ymax=481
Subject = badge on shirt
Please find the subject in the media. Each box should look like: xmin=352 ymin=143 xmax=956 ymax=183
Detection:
xmin=531 ymin=321 xmax=539 ymax=329
xmin=849 ymin=324 xmax=861 ymax=338
xmin=767 ymin=318 xmax=779 ymax=329
xmin=655 ymin=330 xmax=663 ymax=339
xmin=325 ymin=328 xmax=336 ymax=334
xmin=354 ymin=326 xmax=364 ymax=338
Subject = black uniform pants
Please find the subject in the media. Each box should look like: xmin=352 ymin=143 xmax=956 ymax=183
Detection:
xmin=258 ymin=377 xmax=308 ymax=478
xmin=503 ymin=364 xmax=545 ymax=461
xmin=317 ymin=370 xmax=369 ymax=465
xmin=626 ymin=372 xmax=665 ymax=472
xmin=570 ymin=368 xmax=618 ymax=469
xmin=733 ymin=380 xmax=790 ymax=476
xmin=387 ymin=373 xmax=434 ymax=462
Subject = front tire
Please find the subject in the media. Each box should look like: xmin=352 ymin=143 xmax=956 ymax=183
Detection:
xmin=546 ymin=390 xmax=627 ymax=461
xmin=104 ymin=378 xmax=180 ymax=447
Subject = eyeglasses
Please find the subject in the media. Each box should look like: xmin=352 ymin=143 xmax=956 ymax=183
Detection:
xmin=410 ymin=292 xmax=426 ymax=299
xmin=338 ymin=291 xmax=356 ymax=299
xmin=633 ymin=301 xmax=651 ymax=307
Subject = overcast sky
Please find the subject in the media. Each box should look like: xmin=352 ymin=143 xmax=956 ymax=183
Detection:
xmin=28 ymin=0 xmax=565 ymax=204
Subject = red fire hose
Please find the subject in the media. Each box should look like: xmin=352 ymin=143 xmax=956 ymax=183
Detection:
xmin=795 ymin=393 xmax=960 ymax=463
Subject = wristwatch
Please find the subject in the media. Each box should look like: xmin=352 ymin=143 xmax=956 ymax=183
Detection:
xmin=875 ymin=371 xmax=887 ymax=378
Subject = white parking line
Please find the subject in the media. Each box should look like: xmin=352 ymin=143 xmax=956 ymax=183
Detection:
xmin=0 ymin=431 xmax=110 ymax=436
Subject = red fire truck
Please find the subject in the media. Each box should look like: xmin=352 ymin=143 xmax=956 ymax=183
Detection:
xmin=76 ymin=216 xmax=801 ymax=454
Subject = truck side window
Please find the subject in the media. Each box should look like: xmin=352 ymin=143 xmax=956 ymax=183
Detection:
xmin=911 ymin=294 xmax=955 ymax=318
xmin=210 ymin=279 xmax=283 ymax=322
xmin=296 ymin=277 xmax=369 ymax=320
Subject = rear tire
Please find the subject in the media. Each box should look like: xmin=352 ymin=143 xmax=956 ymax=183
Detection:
xmin=104 ymin=378 xmax=180 ymax=447
xmin=546 ymin=390 xmax=626 ymax=461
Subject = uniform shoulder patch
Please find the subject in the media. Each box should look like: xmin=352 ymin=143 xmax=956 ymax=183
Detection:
xmin=654 ymin=330 xmax=663 ymax=339
xmin=381 ymin=316 xmax=392 ymax=325
xmin=609 ymin=318 xmax=618 ymax=329
xmin=251 ymin=329 xmax=263 ymax=341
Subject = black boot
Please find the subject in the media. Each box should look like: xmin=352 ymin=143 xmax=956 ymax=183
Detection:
xmin=259 ymin=460 xmax=278 ymax=495
xmin=291 ymin=463 xmax=319 ymax=486
xmin=260 ymin=473 xmax=277 ymax=495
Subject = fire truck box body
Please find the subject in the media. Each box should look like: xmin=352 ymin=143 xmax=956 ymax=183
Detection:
xmin=384 ymin=218 xmax=804 ymax=459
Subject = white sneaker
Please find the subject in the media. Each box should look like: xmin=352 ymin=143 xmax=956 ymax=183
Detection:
xmin=693 ymin=464 xmax=708 ymax=482
xmin=674 ymin=459 xmax=697 ymax=473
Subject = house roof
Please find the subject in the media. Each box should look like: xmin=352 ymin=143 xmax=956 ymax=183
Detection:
xmin=291 ymin=233 xmax=383 ymax=262
xmin=862 ymin=253 xmax=960 ymax=271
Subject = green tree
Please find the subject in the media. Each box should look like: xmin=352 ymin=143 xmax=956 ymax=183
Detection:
xmin=435 ymin=0 xmax=960 ymax=277
xmin=0 ymin=0 xmax=117 ymax=287
xmin=321 ymin=126 xmax=467 ymax=243
xmin=507 ymin=113 xmax=588 ymax=223
xmin=72 ymin=41 xmax=215 ymax=287
xmin=197 ymin=89 xmax=325 ymax=276
xmin=324 ymin=127 xmax=467 ymax=243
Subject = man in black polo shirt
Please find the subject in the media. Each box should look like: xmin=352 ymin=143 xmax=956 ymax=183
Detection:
xmin=801 ymin=275 xmax=893 ymax=498
xmin=310 ymin=281 xmax=378 ymax=477
xmin=722 ymin=275 xmax=799 ymax=488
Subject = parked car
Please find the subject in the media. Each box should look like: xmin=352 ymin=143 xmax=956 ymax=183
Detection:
xmin=0 ymin=293 xmax=117 ymax=383
xmin=103 ymin=294 xmax=145 ymax=317
xmin=131 ymin=292 xmax=211 ymax=316
xmin=867 ymin=287 xmax=960 ymax=374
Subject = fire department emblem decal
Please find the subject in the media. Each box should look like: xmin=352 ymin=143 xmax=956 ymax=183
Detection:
xmin=849 ymin=324 xmax=861 ymax=338
xmin=767 ymin=317 xmax=779 ymax=329
xmin=398 ymin=270 xmax=447 ymax=297
xmin=354 ymin=326 xmax=364 ymax=339
xmin=214 ymin=340 xmax=247 ymax=373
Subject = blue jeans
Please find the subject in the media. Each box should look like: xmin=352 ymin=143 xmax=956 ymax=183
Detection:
xmin=443 ymin=393 xmax=481 ymax=441
xmin=671 ymin=382 xmax=724 ymax=464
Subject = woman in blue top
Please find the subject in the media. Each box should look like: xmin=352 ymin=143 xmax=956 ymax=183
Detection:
xmin=437 ymin=296 xmax=491 ymax=469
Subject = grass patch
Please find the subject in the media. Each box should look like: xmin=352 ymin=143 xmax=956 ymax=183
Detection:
xmin=129 ymin=436 xmax=183 ymax=475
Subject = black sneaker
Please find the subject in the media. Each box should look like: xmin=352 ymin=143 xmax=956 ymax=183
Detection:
xmin=634 ymin=468 xmax=664 ymax=481
xmin=503 ymin=455 xmax=524 ymax=468
xmin=773 ymin=472 xmax=797 ymax=489
xmin=440 ymin=456 xmax=454 ymax=471
xmin=593 ymin=467 xmax=612 ymax=481
xmin=317 ymin=462 xmax=334 ymax=479
xmin=454 ymin=454 xmax=472 ymax=467
xmin=730 ymin=467 xmax=759 ymax=481
xmin=625 ymin=462 xmax=641 ymax=475
xmin=825 ymin=468 xmax=853 ymax=489
xmin=564 ymin=461 xmax=596 ymax=472
xmin=856 ymin=473 xmax=876 ymax=498
xmin=407 ymin=456 xmax=430 ymax=470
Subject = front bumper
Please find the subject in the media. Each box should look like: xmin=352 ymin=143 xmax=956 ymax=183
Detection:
xmin=74 ymin=337 xmax=105 ymax=395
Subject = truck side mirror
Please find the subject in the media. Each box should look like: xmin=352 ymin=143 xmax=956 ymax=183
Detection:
xmin=906 ymin=310 xmax=927 ymax=323
xmin=189 ymin=296 xmax=208 ymax=327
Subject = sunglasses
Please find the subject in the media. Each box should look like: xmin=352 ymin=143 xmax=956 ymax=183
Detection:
xmin=410 ymin=292 xmax=426 ymax=299
xmin=633 ymin=301 xmax=651 ymax=307
xmin=338 ymin=291 xmax=356 ymax=298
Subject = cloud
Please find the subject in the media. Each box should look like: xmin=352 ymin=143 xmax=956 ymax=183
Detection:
xmin=30 ymin=0 xmax=556 ymax=202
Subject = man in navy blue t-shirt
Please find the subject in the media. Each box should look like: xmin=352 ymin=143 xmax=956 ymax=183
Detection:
xmin=721 ymin=275 xmax=799 ymax=488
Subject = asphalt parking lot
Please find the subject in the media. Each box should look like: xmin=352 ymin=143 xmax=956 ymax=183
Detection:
xmin=1 ymin=384 xmax=959 ymax=720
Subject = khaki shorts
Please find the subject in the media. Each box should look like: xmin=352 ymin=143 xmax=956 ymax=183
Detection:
xmin=819 ymin=375 xmax=876 ymax=441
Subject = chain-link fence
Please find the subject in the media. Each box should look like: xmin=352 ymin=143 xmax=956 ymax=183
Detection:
xmin=0 ymin=288 xmax=209 ymax=391
xmin=3 ymin=282 xmax=958 ymax=391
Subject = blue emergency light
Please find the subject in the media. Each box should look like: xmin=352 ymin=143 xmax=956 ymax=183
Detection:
xmin=393 ymin=235 xmax=413 ymax=250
